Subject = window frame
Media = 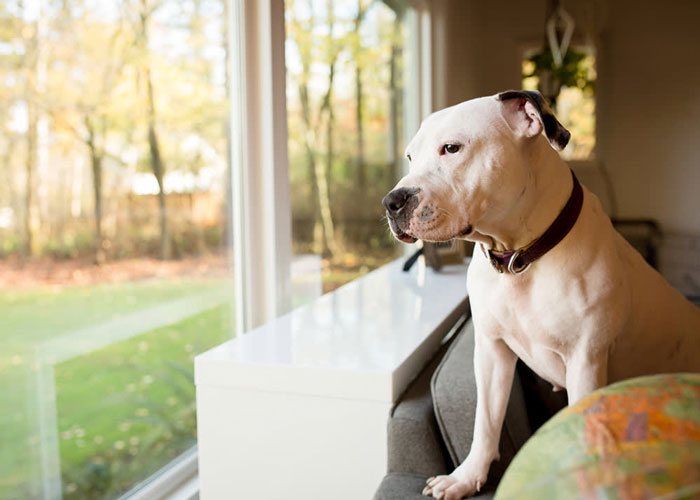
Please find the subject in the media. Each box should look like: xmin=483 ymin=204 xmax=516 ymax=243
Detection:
xmin=116 ymin=447 xmax=198 ymax=500
xmin=233 ymin=0 xmax=436 ymax=332
xmin=231 ymin=0 xmax=293 ymax=334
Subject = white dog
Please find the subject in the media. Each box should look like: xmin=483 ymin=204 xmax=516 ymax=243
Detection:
xmin=382 ymin=90 xmax=700 ymax=499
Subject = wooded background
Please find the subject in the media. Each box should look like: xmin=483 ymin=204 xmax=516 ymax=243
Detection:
xmin=0 ymin=0 xmax=407 ymax=273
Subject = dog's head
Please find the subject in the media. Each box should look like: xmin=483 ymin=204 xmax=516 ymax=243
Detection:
xmin=382 ymin=90 xmax=570 ymax=243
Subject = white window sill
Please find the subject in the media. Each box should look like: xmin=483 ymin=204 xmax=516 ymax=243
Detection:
xmin=194 ymin=257 xmax=469 ymax=499
xmin=196 ymin=258 xmax=469 ymax=401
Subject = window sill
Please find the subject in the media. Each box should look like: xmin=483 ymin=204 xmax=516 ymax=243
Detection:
xmin=195 ymin=257 xmax=469 ymax=401
xmin=194 ymin=257 xmax=469 ymax=499
xmin=118 ymin=447 xmax=199 ymax=500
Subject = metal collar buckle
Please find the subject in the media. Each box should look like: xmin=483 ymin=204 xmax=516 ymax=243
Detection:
xmin=481 ymin=245 xmax=531 ymax=275
xmin=506 ymin=249 xmax=530 ymax=275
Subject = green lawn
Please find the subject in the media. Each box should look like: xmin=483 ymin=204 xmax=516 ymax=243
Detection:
xmin=0 ymin=277 xmax=234 ymax=500
xmin=0 ymin=258 xmax=394 ymax=499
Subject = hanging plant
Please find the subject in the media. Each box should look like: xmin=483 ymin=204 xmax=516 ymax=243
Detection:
xmin=524 ymin=46 xmax=595 ymax=106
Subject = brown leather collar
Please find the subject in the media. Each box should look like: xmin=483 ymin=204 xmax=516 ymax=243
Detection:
xmin=481 ymin=170 xmax=583 ymax=274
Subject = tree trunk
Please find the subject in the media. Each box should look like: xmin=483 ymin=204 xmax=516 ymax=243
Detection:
xmin=320 ymin=65 xmax=339 ymax=256
xmin=139 ymin=0 xmax=171 ymax=260
xmin=388 ymin=16 xmax=402 ymax=183
xmin=23 ymin=100 xmax=37 ymax=259
xmin=354 ymin=0 xmax=366 ymax=189
xmin=299 ymin=83 xmax=322 ymax=254
xmin=317 ymin=119 xmax=336 ymax=256
xmin=22 ymin=3 xmax=40 ymax=260
xmin=85 ymin=116 xmax=105 ymax=264
xmin=146 ymin=77 xmax=170 ymax=260
xmin=90 ymin=150 xmax=104 ymax=264
xmin=316 ymin=0 xmax=339 ymax=257
xmin=4 ymin=139 xmax=22 ymax=251
xmin=297 ymin=6 xmax=321 ymax=254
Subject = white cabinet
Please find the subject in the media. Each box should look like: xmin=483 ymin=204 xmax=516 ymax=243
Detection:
xmin=195 ymin=259 xmax=468 ymax=500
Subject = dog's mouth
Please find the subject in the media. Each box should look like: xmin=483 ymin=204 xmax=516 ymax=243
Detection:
xmin=455 ymin=225 xmax=473 ymax=238
xmin=389 ymin=218 xmax=473 ymax=244
xmin=387 ymin=215 xmax=418 ymax=243
xmin=395 ymin=229 xmax=418 ymax=243
xmin=420 ymin=224 xmax=473 ymax=242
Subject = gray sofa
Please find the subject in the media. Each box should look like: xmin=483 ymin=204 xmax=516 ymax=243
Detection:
xmin=373 ymin=313 xmax=568 ymax=500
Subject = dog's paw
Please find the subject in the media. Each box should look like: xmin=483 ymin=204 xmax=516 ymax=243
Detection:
xmin=421 ymin=474 xmax=484 ymax=500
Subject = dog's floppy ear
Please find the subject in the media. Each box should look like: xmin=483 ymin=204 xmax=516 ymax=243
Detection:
xmin=497 ymin=90 xmax=570 ymax=151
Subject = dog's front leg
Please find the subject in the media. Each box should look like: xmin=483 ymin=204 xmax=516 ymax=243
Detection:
xmin=423 ymin=331 xmax=517 ymax=500
xmin=565 ymin=347 xmax=608 ymax=404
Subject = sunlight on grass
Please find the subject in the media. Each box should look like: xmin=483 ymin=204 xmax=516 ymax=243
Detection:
xmin=55 ymin=304 xmax=232 ymax=499
xmin=0 ymin=277 xmax=233 ymax=500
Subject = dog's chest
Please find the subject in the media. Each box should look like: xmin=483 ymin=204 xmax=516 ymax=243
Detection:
xmin=480 ymin=307 xmax=570 ymax=387
xmin=501 ymin=328 xmax=568 ymax=387
xmin=477 ymin=271 xmax=581 ymax=340
xmin=469 ymin=263 xmax=593 ymax=386
xmin=499 ymin=308 xmax=571 ymax=387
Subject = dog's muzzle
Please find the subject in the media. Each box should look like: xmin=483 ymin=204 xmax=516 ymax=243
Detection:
xmin=382 ymin=187 xmax=420 ymax=243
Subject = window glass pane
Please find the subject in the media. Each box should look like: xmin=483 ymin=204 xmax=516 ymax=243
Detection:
xmin=0 ymin=1 xmax=235 ymax=498
xmin=284 ymin=0 xmax=410 ymax=303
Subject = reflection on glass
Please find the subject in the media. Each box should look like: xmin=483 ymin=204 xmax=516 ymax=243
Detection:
xmin=285 ymin=0 xmax=410 ymax=300
xmin=0 ymin=1 xmax=235 ymax=498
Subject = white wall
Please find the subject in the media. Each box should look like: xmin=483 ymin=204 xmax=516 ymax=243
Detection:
xmin=599 ymin=0 xmax=700 ymax=235
xmin=434 ymin=0 xmax=700 ymax=236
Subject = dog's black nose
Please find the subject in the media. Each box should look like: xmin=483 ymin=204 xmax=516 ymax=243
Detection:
xmin=382 ymin=188 xmax=417 ymax=216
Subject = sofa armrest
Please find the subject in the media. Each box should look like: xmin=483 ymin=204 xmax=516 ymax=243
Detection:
xmin=385 ymin=321 xmax=466 ymax=476
xmin=430 ymin=319 xmax=533 ymax=485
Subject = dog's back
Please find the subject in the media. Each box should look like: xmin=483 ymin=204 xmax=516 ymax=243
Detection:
xmin=608 ymin=227 xmax=700 ymax=381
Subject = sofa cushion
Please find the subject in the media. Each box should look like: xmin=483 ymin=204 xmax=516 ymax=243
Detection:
xmin=430 ymin=320 xmax=532 ymax=481
xmin=387 ymin=332 xmax=456 ymax=476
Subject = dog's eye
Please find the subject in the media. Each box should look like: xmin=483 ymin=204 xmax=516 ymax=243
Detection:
xmin=440 ymin=144 xmax=460 ymax=155
xmin=406 ymin=153 xmax=412 ymax=162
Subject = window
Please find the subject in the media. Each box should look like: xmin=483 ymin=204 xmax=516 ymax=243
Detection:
xmin=522 ymin=46 xmax=596 ymax=160
xmin=1 ymin=0 xmax=428 ymax=497
xmin=284 ymin=0 xmax=414 ymax=301
xmin=0 ymin=1 xmax=235 ymax=498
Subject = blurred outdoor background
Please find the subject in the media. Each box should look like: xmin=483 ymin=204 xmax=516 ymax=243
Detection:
xmin=286 ymin=0 xmax=407 ymax=287
xmin=0 ymin=0 xmax=408 ymax=498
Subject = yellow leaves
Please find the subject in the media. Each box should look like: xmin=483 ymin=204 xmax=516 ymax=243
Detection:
xmin=21 ymin=25 xmax=33 ymax=40
xmin=521 ymin=53 xmax=596 ymax=160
